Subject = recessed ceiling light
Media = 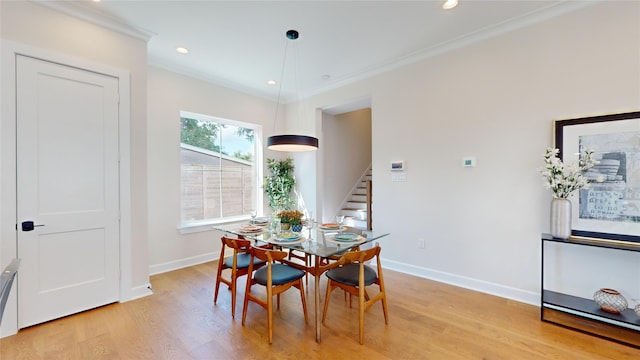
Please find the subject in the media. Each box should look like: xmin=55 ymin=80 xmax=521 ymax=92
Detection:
xmin=443 ymin=0 xmax=458 ymax=10
xmin=267 ymin=80 xmax=277 ymax=86
xmin=176 ymin=47 xmax=189 ymax=54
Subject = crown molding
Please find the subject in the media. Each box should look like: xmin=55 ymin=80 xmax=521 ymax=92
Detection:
xmin=31 ymin=0 xmax=601 ymax=104
xmin=306 ymin=0 xmax=602 ymax=100
xmin=31 ymin=0 xmax=154 ymax=42
xmin=147 ymin=57 xmax=279 ymax=103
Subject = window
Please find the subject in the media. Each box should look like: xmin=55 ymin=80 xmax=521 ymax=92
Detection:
xmin=180 ymin=111 xmax=262 ymax=228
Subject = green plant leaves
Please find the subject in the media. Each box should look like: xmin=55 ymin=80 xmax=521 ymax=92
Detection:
xmin=264 ymin=157 xmax=296 ymax=210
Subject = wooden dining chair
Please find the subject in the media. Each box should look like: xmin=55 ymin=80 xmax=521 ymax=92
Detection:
xmin=242 ymin=246 xmax=308 ymax=344
xmin=322 ymin=244 xmax=388 ymax=344
xmin=214 ymin=236 xmax=265 ymax=318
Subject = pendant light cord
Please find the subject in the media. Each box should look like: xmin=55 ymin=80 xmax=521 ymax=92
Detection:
xmin=272 ymin=39 xmax=290 ymax=133
xmin=267 ymin=29 xmax=318 ymax=151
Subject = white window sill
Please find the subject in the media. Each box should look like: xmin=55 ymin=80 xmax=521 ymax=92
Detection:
xmin=178 ymin=216 xmax=251 ymax=235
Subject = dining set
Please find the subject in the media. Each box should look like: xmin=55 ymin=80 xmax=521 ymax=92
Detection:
xmin=212 ymin=218 xmax=390 ymax=344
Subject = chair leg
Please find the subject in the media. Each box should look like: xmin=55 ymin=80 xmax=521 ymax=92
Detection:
xmin=359 ymin=287 xmax=366 ymax=345
xmin=213 ymin=262 xmax=225 ymax=305
xmin=322 ymin=280 xmax=334 ymax=323
xmin=230 ymin=270 xmax=237 ymax=318
xmin=241 ymin=279 xmax=252 ymax=326
xmin=305 ymin=255 xmax=310 ymax=285
xmin=297 ymin=279 xmax=309 ymax=323
xmin=381 ymin=295 xmax=389 ymax=324
xmin=214 ymin=242 xmax=229 ymax=305
xmin=267 ymin=285 xmax=274 ymax=344
xmin=214 ymin=278 xmax=222 ymax=304
xmin=379 ymin=280 xmax=389 ymax=324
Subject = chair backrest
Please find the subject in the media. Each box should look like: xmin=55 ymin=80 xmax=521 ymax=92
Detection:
xmin=247 ymin=247 xmax=291 ymax=289
xmin=221 ymin=236 xmax=251 ymax=251
xmin=220 ymin=236 xmax=254 ymax=271
xmin=341 ymin=245 xmax=380 ymax=264
xmin=0 ymin=258 xmax=21 ymax=326
xmin=250 ymin=246 xmax=287 ymax=263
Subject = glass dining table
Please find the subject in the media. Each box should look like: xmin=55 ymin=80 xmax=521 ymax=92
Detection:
xmin=213 ymin=222 xmax=390 ymax=342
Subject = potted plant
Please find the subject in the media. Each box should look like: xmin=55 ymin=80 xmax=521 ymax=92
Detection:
xmin=278 ymin=210 xmax=304 ymax=231
xmin=264 ymin=157 xmax=296 ymax=211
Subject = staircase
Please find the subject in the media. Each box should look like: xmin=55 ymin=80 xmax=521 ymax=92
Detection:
xmin=339 ymin=167 xmax=372 ymax=230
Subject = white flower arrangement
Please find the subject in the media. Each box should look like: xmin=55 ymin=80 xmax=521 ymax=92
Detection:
xmin=539 ymin=147 xmax=599 ymax=199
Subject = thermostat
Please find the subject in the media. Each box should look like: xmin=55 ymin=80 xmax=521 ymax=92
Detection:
xmin=462 ymin=157 xmax=476 ymax=167
xmin=390 ymin=161 xmax=404 ymax=171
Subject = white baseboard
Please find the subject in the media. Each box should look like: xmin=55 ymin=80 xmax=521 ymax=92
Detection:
xmin=381 ymin=259 xmax=540 ymax=306
xmin=146 ymin=253 xmax=540 ymax=306
xmin=149 ymin=251 xmax=219 ymax=276
xmin=124 ymin=283 xmax=154 ymax=301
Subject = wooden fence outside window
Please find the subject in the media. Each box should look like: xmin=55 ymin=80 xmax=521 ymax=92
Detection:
xmin=181 ymin=164 xmax=254 ymax=222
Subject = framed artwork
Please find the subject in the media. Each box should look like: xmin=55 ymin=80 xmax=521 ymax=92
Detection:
xmin=555 ymin=111 xmax=640 ymax=243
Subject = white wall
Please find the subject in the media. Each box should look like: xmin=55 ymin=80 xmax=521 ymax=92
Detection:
xmin=304 ymin=1 xmax=640 ymax=304
xmin=322 ymin=109 xmax=372 ymax=222
xmin=0 ymin=1 xmax=149 ymax=335
xmin=146 ymin=66 xmax=276 ymax=273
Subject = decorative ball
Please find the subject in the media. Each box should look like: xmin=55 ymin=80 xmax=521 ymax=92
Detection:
xmin=593 ymin=288 xmax=628 ymax=314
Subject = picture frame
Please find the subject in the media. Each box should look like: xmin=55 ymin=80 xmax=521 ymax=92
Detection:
xmin=554 ymin=111 xmax=640 ymax=243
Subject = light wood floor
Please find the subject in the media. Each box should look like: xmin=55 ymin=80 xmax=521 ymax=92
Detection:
xmin=2 ymin=260 xmax=639 ymax=359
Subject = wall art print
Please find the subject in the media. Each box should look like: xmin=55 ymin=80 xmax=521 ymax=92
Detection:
xmin=555 ymin=111 xmax=640 ymax=243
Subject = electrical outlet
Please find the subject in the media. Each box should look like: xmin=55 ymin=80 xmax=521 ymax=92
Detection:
xmin=418 ymin=238 xmax=425 ymax=249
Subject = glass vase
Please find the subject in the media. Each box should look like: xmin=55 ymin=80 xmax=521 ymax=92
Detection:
xmin=269 ymin=216 xmax=281 ymax=234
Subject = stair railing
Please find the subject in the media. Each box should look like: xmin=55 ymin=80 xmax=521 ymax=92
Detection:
xmin=366 ymin=179 xmax=372 ymax=230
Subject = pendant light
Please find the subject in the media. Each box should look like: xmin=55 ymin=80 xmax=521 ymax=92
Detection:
xmin=267 ymin=30 xmax=319 ymax=152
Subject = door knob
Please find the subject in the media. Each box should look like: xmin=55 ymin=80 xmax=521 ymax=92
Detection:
xmin=21 ymin=221 xmax=44 ymax=231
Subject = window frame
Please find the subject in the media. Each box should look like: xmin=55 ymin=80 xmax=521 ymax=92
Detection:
xmin=178 ymin=110 xmax=263 ymax=233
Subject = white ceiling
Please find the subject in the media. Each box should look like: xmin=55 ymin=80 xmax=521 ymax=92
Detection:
xmin=48 ymin=0 xmax=596 ymax=103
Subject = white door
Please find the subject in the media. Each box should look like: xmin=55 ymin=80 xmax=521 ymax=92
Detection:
xmin=16 ymin=55 xmax=120 ymax=328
